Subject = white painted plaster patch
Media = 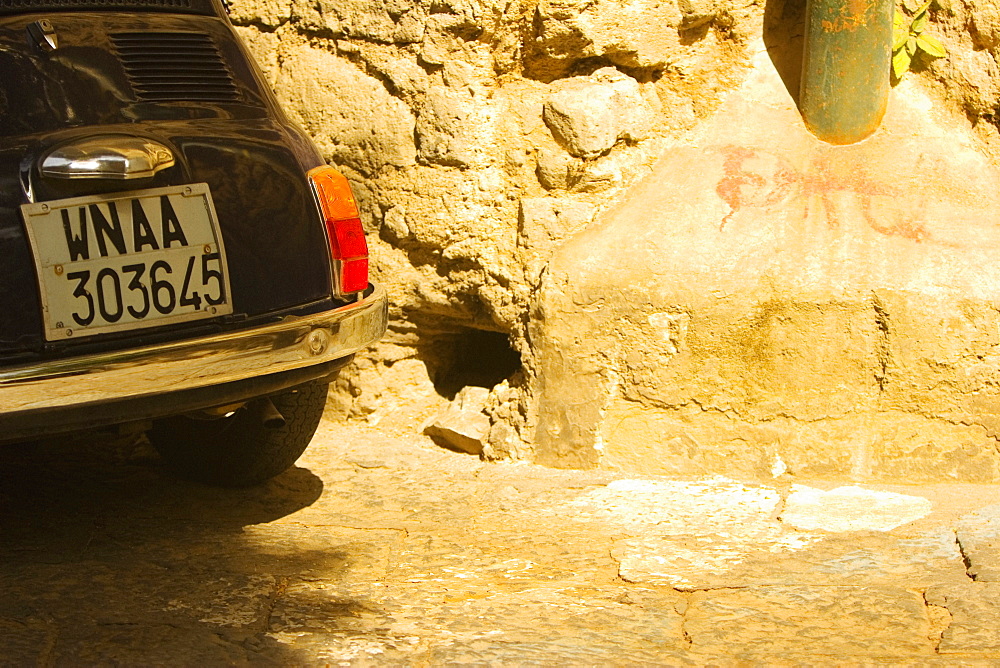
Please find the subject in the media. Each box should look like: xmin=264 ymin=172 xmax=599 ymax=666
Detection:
xmin=563 ymin=477 xmax=782 ymax=534
xmin=780 ymin=485 xmax=932 ymax=532
xmin=771 ymin=455 xmax=788 ymax=478
xmin=563 ymin=478 xmax=931 ymax=590
xmin=563 ymin=477 xmax=824 ymax=588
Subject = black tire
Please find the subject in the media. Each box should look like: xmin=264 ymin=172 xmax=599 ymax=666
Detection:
xmin=148 ymin=380 xmax=329 ymax=487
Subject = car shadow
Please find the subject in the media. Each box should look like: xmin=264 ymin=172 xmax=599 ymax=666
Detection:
xmin=0 ymin=432 xmax=388 ymax=664
xmin=0 ymin=432 xmax=323 ymax=532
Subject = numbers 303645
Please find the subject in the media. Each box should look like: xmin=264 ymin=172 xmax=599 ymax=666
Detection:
xmin=64 ymin=252 xmax=226 ymax=327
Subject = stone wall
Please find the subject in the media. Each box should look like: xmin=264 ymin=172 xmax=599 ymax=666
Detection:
xmin=228 ymin=0 xmax=759 ymax=444
xmin=230 ymin=0 xmax=1000 ymax=480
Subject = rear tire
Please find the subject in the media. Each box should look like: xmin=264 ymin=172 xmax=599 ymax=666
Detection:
xmin=148 ymin=380 xmax=329 ymax=487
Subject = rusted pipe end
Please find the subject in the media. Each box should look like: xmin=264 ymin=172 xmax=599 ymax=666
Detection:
xmin=800 ymin=0 xmax=894 ymax=144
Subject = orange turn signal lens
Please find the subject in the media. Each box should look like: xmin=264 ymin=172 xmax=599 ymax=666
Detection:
xmin=308 ymin=165 xmax=359 ymax=222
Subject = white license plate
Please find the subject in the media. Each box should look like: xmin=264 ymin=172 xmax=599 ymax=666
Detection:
xmin=21 ymin=183 xmax=233 ymax=341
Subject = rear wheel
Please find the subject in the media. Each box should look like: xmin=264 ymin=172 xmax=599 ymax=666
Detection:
xmin=148 ymin=380 xmax=329 ymax=487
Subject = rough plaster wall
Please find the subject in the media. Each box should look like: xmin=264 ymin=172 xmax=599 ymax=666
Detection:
xmin=229 ymin=0 xmax=1000 ymax=472
xmin=529 ymin=34 xmax=1000 ymax=483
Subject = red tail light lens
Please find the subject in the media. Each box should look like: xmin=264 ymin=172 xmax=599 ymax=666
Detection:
xmin=307 ymin=165 xmax=369 ymax=296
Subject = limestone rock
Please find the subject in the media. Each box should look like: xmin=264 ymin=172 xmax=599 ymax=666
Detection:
xmin=926 ymin=583 xmax=1000 ymax=654
xmin=936 ymin=47 xmax=1000 ymax=118
xmin=686 ymin=586 xmax=933 ymax=657
xmin=957 ymin=504 xmax=1000 ymax=581
xmin=232 ymin=28 xmax=281 ymax=82
xmin=518 ymin=197 xmax=595 ymax=283
xmin=970 ymin=0 xmax=1000 ymax=50
xmin=326 ymin=355 xmax=447 ymax=428
xmin=677 ymin=0 xmax=719 ymax=28
xmin=425 ymin=386 xmax=491 ymax=454
xmin=232 ymin=0 xmax=753 ymax=468
xmin=568 ymin=154 xmax=622 ymax=192
xmin=416 ymin=85 xmax=500 ymax=168
xmin=542 ymin=68 xmax=652 ymax=158
xmin=419 ymin=13 xmax=479 ymax=65
xmin=565 ymin=480 xmax=963 ymax=591
xmin=531 ymin=0 xmax=686 ymax=72
xmin=228 ymin=0 xmax=291 ymax=29
xmin=442 ymin=60 xmax=480 ymax=89
xmin=614 ymin=530 xmax=968 ymax=590
xmin=365 ymin=54 xmax=430 ymax=105
xmin=273 ymin=46 xmax=416 ymax=175
xmin=483 ymin=419 xmax=526 ymax=460
xmin=312 ymin=0 xmax=427 ymax=43
xmin=535 ymin=149 xmax=577 ymax=190
xmin=382 ymin=205 xmax=410 ymax=241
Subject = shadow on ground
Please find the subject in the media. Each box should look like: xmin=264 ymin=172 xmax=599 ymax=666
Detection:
xmin=0 ymin=433 xmax=380 ymax=664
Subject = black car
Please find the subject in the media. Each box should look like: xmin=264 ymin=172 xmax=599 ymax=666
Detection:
xmin=0 ymin=0 xmax=388 ymax=486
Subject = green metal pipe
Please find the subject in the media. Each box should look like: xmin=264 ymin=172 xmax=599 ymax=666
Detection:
xmin=799 ymin=0 xmax=894 ymax=144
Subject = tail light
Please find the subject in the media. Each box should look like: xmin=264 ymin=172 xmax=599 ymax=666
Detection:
xmin=307 ymin=166 xmax=369 ymax=296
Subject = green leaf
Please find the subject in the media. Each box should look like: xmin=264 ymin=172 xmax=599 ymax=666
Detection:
xmin=906 ymin=34 xmax=917 ymax=55
xmin=894 ymin=11 xmax=909 ymax=47
xmin=894 ymin=26 xmax=909 ymax=49
xmin=912 ymin=10 xmax=928 ymax=33
xmin=914 ymin=0 xmax=933 ymax=17
xmin=916 ymin=33 xmax=948 ymax=57
xmin=893 ymin=46 xmax=912 ymax=78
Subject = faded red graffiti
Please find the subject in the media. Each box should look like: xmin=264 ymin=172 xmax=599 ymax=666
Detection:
xmin=714 ymin=145 xmax=942 ymax=244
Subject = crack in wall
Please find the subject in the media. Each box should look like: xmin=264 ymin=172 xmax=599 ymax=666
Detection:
xmin=922 ymin=589 xmax=953 ymax=652
xmin=929 ymin=413 xmax=1000 ymax=445
xmin=955 ymin=530 xmax=977 ymax=581
xmin=676 ymin=590 xmax=694 ymax=646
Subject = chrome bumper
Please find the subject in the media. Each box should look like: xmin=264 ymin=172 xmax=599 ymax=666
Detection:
xmin=0 ymin=283 xmax=388 ymax=416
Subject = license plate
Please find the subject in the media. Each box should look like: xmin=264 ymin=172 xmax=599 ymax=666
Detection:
xmin=21 ymin=183 xmax=233 ymax=341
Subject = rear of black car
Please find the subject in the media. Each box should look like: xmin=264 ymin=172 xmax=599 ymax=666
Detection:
xmin=0 ymin=0 xmax=388 ymax=485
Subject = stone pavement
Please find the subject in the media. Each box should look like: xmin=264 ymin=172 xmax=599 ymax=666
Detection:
xmin=2 ymin=419 xmax=1000 ymax=665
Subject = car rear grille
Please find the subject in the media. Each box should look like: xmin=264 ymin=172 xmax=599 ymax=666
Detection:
xmin=112 ymin=32 xmax=241 ymax=103
xmin=0 ymin=0 xmax=210 ymax=13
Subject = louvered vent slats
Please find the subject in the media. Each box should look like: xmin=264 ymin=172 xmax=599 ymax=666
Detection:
xmin=112 ymin=32 xmax=241 ymax=103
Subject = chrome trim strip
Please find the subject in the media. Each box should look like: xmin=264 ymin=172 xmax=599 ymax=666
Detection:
xmin=40 ymin=136 xmax=176 ymax=180
xmin=0 ymin=283 xmax=388 ymax=415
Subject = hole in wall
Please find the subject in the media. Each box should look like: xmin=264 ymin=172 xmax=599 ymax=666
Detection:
xmin=422 ymin=327 xmax=522 ymax=399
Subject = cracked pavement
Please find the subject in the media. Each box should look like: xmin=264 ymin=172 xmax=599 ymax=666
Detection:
xmin=3 ymin=418 xmax=1000 ymax=664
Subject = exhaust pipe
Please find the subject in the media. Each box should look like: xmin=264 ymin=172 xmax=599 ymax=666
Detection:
xmin=248 ymin=396 xmax=286 ymax=429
